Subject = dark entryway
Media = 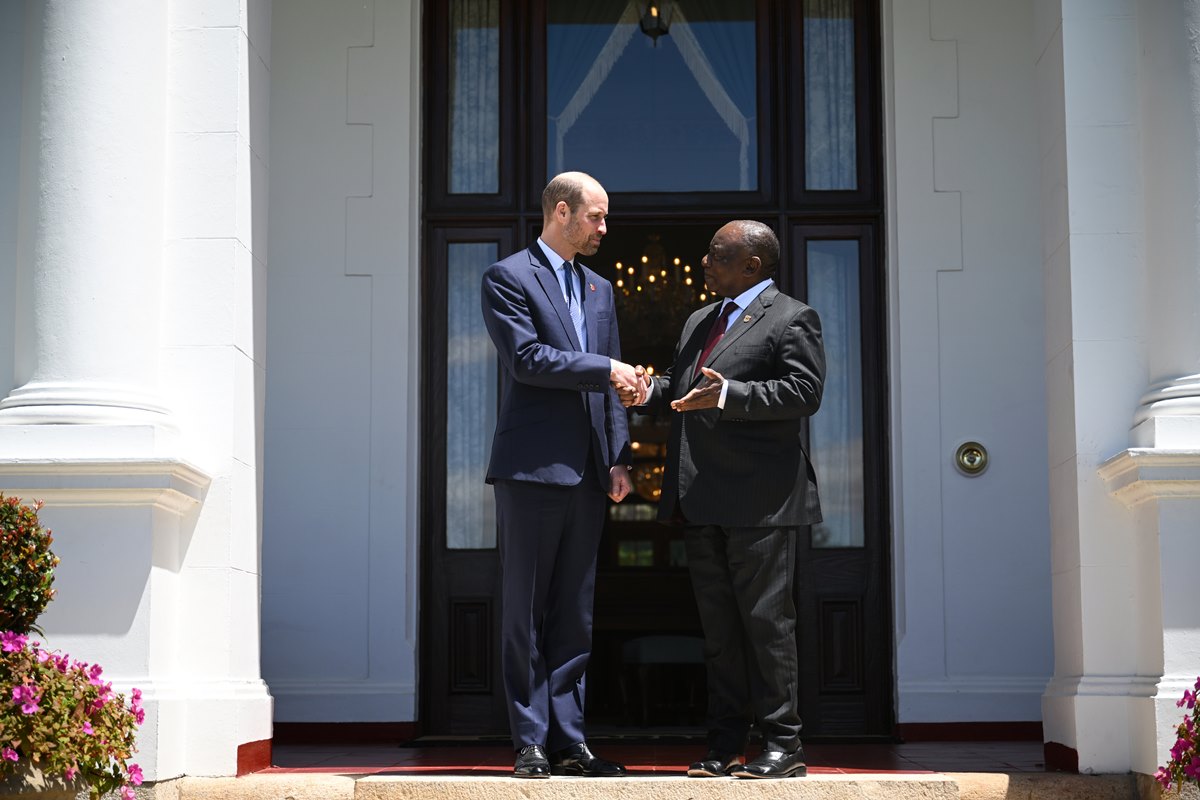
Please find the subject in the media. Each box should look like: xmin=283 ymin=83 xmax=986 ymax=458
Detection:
xmin=420 ymin=0 xmax=891 ymax=740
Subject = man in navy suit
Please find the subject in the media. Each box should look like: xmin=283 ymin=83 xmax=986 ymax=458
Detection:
xmin=480 ymin=172 xmax=644 ymax=779
xmin=620 ymin=220 xmax=826 ymax=780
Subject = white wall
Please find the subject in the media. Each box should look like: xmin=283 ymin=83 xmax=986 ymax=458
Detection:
xmin=887 ymin=0 xmax=1054 ymax=723
xmin=262 ymin=0 xmax=422 ymax=722
xmin=0 ymin=2 xmax=25 ymax=397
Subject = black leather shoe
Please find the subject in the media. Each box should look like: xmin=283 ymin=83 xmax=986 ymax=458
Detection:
xmin=687 ymin=750 xmax=743 ymax=777
xmin=514 ymin=744 xmax=551 ymax=778
xmin=731 ymin=748 xmax=807 ymax=778
xmin=549 ymin=742 xmax=628 ymax=777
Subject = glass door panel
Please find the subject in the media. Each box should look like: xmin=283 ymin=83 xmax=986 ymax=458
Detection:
xmin=446 ymin=242 xmax=500 ymax=549
xmin=806 ymin=238 xmax=865 ymax=548
xmin=546 ymin=0 xmax=758 ymax=192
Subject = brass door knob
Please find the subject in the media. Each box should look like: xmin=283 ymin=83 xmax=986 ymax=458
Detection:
xmin=955 ymin=441 xmax=988 ymax=476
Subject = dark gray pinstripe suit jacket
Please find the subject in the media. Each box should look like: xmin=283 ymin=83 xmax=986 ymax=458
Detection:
xmin=648 ymin=283 xmax=826 ymax=528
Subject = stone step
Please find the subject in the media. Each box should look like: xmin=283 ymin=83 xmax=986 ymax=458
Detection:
xmin=166 ymin=772 xmax=1143 ymax=800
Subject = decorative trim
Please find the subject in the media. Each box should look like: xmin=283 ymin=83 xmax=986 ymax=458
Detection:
xmin=898 ymin=721 xmax=1042 ymax=741
xmin=1098 ymin=449 xmax=1200 ymax=507
xmin=1133 ymin=374 xmax=1200 ymax=425
xmin=0 ymin=458 xmax=210 ymax=515
xmin=1042 ymin=674 xmax=1159 ymax=699
xmin=236 ymin=739 xmax=272 ymax=776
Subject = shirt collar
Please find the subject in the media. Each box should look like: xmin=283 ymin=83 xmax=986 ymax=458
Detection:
xmin=725 ymin=278 xmax=773 ymax=313
xmin=536 ymin=238 xmax=573 ymax=273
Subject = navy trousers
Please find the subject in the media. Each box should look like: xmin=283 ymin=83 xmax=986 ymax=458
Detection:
xmin=494 ymin=462 xmax=606 ymax=752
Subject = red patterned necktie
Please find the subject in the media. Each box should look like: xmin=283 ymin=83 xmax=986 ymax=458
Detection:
xmin=693 ymin=302 xmax=736 ymax=381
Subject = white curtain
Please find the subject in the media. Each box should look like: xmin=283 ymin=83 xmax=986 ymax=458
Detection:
xmin=807 ymin=240 xmax=864 ymax=548
xmin=545 ymin=0 xmax=756 ymax=191
xmin=446 ymin=243 xmax=499 ymax=549
xmin=804 ymin=0 xmax=856 ymax=190
xmin=450 ymin=0 xmax=499 ymax=194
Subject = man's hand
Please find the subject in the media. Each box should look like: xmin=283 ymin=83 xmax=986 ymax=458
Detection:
xmin=615 ymin=365 xmax=652 ymax=407
xmin=670 ymin=367 xmax=724 ymax=412
xmin=610 ymin=359 xmax=640 ymax=391
xmin=608 ymin=465 xmax=632 ymax=502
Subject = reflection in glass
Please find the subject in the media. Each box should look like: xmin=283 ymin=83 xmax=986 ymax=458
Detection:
xmin=450 ymin=0 xmax=499 ymax=193
xmin=804 ymin=0 xmax=857 ymax=190
xmin=807 ymin=240 xmax=864 ymax=548
xmin=447 ymin=243 xmax=499 ymax=548
xmin=547 ymin=1 xmax=757 ymax=192
xmin=618 ymin=539 xmax=655 ymax=567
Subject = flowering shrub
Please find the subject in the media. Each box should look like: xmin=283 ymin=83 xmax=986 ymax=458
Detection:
xmin=0 ymin=495 xmax=59 ymax=635
xmin=1157 ymin=677 xmax=1200 ymax=794
xmin=0 ymin=632 xmax=143 ymax=800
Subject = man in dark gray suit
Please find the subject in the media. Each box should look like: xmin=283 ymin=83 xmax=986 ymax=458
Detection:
xmin=620 ymin=220 xmax=825 ymax=779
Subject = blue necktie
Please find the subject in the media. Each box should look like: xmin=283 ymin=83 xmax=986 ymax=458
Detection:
xmin=563 ymin=263 xmax=586 ymax=350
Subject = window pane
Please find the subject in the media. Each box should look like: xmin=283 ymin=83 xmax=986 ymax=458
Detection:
xmin=547 ymin=0 xmax=757 ymax=192
xmin=447 ymin=242 xmax=499 ymax=548
xmin=804 ymin=0 xmax=857 ymax=190
xmin=807 ymin=240 xmax=864 ymax=548
xmin=450 ymin=0 xmax=499 ymax=193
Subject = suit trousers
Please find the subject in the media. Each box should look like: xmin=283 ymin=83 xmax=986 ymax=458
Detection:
xmin=684 ymin=524 xmax=802 ymax=754
xmin=494 ymin=460 xmax=606 ymax=752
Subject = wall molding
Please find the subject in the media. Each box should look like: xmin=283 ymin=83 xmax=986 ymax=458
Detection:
xmin=1098 ymin=448 xmax=1200 ymax=507
xmin=0 ymin=457 xmax=210 ymax=514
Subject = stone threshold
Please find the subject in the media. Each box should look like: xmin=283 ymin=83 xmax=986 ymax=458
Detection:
xmin=129 ymin=771 xmax=1148 ymax=800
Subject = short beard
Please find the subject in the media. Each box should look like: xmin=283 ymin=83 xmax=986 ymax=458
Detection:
xmin=564 ymin=217 xmax=599 ymax=256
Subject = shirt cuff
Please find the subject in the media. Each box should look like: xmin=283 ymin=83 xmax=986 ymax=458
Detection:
xmin=717 ymin=378 xmax=729 ymax=409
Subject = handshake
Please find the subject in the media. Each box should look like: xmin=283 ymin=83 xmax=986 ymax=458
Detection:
xmin=610 ymin=360 xmax=653 ymax=408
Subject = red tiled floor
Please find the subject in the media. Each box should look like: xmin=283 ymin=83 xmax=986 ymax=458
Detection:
xmin=263 ymin=740 xmax=1046 ymax=777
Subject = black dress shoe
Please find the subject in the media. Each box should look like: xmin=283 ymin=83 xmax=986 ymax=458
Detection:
xmin=549 ymin=742 xmax=628 ymax=777
xmin=514 ymin=744 xmax=551 ymax=778
xmin=731 ymin=748 xmax=807 ymax=778
xmin=687 ymin=750 xmax=743 ymax=777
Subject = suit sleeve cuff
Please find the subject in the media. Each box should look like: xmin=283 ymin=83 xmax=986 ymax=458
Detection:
xmin=717 ymin=378 xmax=730 ymax=409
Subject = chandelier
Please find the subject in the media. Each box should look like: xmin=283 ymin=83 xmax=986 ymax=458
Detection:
xmin=612 ymin=233 xmax=710 ymax=377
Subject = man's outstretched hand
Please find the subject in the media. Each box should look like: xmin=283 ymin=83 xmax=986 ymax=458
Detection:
xmin=670 ymin=367 xmax=723 ymax=412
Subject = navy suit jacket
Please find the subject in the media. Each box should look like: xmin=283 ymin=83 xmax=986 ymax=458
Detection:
xmin=481 ymin=245 xmax=631 ymax=486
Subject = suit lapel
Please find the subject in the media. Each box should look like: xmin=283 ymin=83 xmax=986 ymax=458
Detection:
xmin=684 ymin=303 xmax=725 ymax=387
xmin=698 ymin=285 xmax=778 ymax=377
xmin=579 ymin=264 xmax=600 ymax=354
xmin=529 ymin=247 xmax=582 ymax=351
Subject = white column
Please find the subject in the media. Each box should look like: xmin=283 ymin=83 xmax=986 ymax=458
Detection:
xmin=0 ymin=0 xmax=170 ymax=426
xmin=1038 ymin=0 xmax=1151 ymax=774
xmin=1131 ymin=0 xmax=1200 ymax=449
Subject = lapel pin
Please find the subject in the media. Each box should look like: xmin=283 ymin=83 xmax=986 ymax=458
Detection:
xmin=589 ymin=283 xmax=596 ymax=292
xmin=743 ymin=314 xmax=752 ymax=323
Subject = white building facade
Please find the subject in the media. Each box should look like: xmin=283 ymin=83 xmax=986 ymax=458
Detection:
xmin=0 ymin=0 xmax=1196 ymax=786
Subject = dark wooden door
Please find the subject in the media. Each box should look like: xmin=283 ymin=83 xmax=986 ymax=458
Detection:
xmin=420 ymin=0 xmax=890 ymax=739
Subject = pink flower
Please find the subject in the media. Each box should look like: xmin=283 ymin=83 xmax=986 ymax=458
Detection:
xmin=36 ymin=650 xmax=51 ymax=664
xmin=81 ymin=721 xmax=93 ymax=735
xmin=120 ymin=787 xmax=135 ymax=800
xmin=134 ymin=706 xmax=145 ymax=725
xmin=1172 ymin=736 xmax=1192 ymax=762
xmin=64 ymin=766 xmax=78 ymax=781
xmin=1187 ymin=755 xmax=1200 ymax=781
xmin=1 ymin=748 xmax=17 ymax=763
xmin=0 ymin=632 xmax=26 ymax=653
xmin=1178 ymin=689 xmax=1197 ymax=709
xmin=87 ymin=664 xmax=105 ymax=686
xmin=11 ymin=685 xmax=40 ymax=714
xmin=127 ymin=763 xmax=144 ymax=786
